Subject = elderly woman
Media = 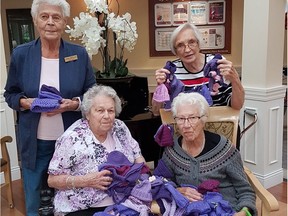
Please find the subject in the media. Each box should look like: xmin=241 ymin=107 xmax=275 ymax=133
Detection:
xmin=4 ymin=0 xmax=95 ymax=215
xmin=160 ymin=92 xmax=256 ymax=216
xmin=153 ymin=23 xmax=244 ymax=149
xmin=47 ymin=85 xmax=146 ymax=216
xmin=155 ymin=23 xmax=244 ymax=109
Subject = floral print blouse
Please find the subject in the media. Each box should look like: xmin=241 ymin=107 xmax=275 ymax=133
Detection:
xmin=48 ymin=118 xmax=142 ymax=215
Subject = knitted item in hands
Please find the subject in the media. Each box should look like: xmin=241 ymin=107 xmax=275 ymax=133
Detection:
xmin=204 ymin=53 xmax=228 ymax=96
xmin=30 ymin=84 xmax=62 ymax=113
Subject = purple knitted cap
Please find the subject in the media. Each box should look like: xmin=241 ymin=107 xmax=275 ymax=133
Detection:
xmin=130 ymin=180 xmax=152 ymax=202
xmin=30 ymin=98 xmax=61 ymax=113
xmin=154 ymin=124 xmax=174 ymax=147
xmin=153 ymin=84 xmax=170 ymax=102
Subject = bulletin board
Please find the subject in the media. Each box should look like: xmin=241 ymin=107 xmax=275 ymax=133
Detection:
xmin=148 ymin=0 xmax=232 ymax=56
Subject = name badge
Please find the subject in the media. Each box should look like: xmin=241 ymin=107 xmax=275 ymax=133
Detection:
xmin=64 ymin=55 xmax=78 ymax=62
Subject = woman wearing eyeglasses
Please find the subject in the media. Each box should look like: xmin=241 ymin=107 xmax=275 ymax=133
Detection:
xmin=159 ymin=92 xmax=256 ymax=216
xmin=153 ymin=23 xmax=244 ymax=149
xmin=154 ymin=23 xmax=244 ymax=110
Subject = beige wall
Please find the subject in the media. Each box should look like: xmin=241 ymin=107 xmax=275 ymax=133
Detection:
xmin=1 ymin=0 xmax=245 ymax=71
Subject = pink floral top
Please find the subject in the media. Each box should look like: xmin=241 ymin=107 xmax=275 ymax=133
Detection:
xmin=48 ymin=118 xmax=142 ymax=215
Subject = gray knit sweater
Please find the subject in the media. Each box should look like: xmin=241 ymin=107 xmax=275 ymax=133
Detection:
xmin=161 ymin=131 xmax=257 ymax=215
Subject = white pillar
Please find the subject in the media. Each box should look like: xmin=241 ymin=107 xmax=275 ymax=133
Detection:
xmin=241 ymin=0 xmax=286 ymax=188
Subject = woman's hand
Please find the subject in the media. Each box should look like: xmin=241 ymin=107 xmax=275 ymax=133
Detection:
xmin=177 ymin=187 xmax=203 ymax=202
xmin=217 ymin=59 xmax=240 ymax=84
xmin=155 ymin=68 xmax=170 ymax=85
xmin=84 ymin=170 xmax=113 ymax=191
xmin=20 ymin=97 xmax=34 ymax=110
xmin=46 ymin=98 xmax=79 ymax=116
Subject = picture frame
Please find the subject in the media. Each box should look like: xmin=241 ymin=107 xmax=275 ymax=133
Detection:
xmin=155 ymin=3 xmax=172 ymax=26
xmin=207 ymin=0 xmax=226 ymax=24
xmin=189 ymin=1 xmax=208 ymax=25
xmin=172 ymin=2 xmax=189 ymax=26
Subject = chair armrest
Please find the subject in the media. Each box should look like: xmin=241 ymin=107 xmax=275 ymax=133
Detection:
xmin=244 ymin=166 xmax=279 ymax=214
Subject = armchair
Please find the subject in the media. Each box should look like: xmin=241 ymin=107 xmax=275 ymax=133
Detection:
xmin=157 ymin=107 xmax=279 ymax=216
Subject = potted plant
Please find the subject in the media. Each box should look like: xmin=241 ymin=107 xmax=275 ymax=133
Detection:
xmin=66 ymin=0 xmax=138 ymax=78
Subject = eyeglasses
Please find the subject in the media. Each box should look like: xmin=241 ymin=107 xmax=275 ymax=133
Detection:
xmin=174 ymin=115 xmax=204 ymax=125
xmin=175 ymin=40 xmax=198 ymax=52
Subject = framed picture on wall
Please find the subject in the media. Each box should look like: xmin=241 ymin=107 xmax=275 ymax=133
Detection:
xmin=189 ymin=1 xmax=208 ymax=25
xmin=155 ymin=28 xmax=174 ymax=51
xmin=155 ymin=3 xmax=172 ymax=26
xmin=172 ymin=2 xmax=189 ymax=26
xmin=208 ymin=0 xmax=226 ymax=24
xmin=198 ymin=25 xmax=225 ymax=49
xmin=148 ymin=0 xmax=232 ymax=56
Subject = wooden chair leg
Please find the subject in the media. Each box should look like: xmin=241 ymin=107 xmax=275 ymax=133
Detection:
xmin=4 ymin=165 xmax=14 ymax=208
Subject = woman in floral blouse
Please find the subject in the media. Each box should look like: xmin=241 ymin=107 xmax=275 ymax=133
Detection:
xmin=47 ymin=85 xmax=146 ymax=216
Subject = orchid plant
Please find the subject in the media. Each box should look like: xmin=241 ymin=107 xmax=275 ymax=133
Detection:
xmin=66 ymin=0 xmax=138 ymax=78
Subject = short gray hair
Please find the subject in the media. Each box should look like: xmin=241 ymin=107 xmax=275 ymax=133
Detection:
xmin=81 ymin=85 xmax=122 ymax=119
xmin=31 ymin=0 xmax=70 ymax=19
xmin=170 ymin=23 xmax=202 ymax=55
xmin=171 ymin=92 xmax=209 ymax=122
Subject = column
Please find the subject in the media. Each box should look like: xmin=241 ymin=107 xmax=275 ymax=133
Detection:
xmin=241 ymin=0 xmax=286 ymax=188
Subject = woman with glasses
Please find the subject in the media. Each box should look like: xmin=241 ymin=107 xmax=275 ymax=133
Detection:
xmin=153 ymin=23 xmax=244 ymax=150
xmin=159 ymin=92 xmax=256 ymax=216
xmin=47 ymin=85 xmax=146 ymax=216
xmin=154 ymin=23 xmax=244 ymax=110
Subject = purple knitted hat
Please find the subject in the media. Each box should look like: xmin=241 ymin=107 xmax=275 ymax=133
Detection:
xmin=153 ymin=84 xmax=170 ymax=102
xmin=130 ymin=180 xmax=152 ymax=202
xmin=154 ymin=124 xmax=174 ymax=147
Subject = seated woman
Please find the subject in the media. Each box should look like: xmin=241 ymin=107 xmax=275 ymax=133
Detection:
xmin=47 ymin=85 xmax=146 ymax=216
xmin=160 ymin=92 xmax=257 ymax=216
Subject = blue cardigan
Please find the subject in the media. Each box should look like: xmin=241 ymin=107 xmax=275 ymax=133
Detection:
xmin=4 ymin=38 xmax=96 ymax=169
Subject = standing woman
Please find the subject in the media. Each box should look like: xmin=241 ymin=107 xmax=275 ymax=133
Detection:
xmin=4 ymin=0 xmax=96 ymax=215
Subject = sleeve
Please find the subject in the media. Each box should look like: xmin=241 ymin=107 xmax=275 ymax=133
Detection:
xmin=4 ymin=51 xmax=27 ymax=111
xmin=226 ymin=151 xmax=257 ymax=215
xmin=48 ymin=134 xmax=77 ymax=175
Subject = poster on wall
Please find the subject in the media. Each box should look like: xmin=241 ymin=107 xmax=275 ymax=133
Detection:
xmin=208 ymin=0 xmax=225 ymax=24
xmin=154 ymin=3 xmax=172 ymax=26
xmin=198 ymin=25 xmax=225 ymax=49
xmin=172 ymin=2 xmax=189 ymax=26
xmin=189 ymin=1 xmax=207 ymax=25
xmin=155 ymin=28 xmax=174 ymax=51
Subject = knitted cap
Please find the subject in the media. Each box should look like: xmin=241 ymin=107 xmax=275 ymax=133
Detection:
xmin=131 ymin=180 xmax=152 ymax=202
xmin=154 ymin=124 xmax=174 ymax=147
xmin=153 ymin=84 xmax=170 ymax=102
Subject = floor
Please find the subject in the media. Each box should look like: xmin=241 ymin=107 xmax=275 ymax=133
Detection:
xmin=1 ymin=179 xmax=287 ymax=216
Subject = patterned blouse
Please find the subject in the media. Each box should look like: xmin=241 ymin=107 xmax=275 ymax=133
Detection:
xmin=48 ymin=118 xmax=142 ymax=215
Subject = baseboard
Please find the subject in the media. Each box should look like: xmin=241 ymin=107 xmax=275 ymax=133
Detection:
xmin=253 ymin=168 xmax=284 ymax=189
xmin=0 ymin=165 xmax=21 ymax=184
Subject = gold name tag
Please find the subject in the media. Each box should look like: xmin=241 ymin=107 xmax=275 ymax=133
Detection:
xmin=64 ymin=55 xmax=78 ymax=62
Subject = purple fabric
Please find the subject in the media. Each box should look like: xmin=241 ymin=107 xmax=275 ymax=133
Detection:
xmin=204 ymin=53 xmax=228 ymax=94
xmin=130 ymin=180 xmax=152 ymax=202
xmin=165 ymin=183 xmax=189 ymax=209
xmin=98 ymin=151 xmax=147 ymax=203
xmin=186 ymin=192 xmax=235 ymax=215
xmin=198 ymin=179 xmax=220 ymax=194
xmin=154 ymin=124 xmax=174 ymax=147
xmin=153 ymin=84 xmax=170 ymax=102
xmin=30 ymin=98 xmax=61 ymax=113
xmin=30 ymin=84 xmax=62 ymax=113
xmin=153 ymin=159 xmax=173 ymax=179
